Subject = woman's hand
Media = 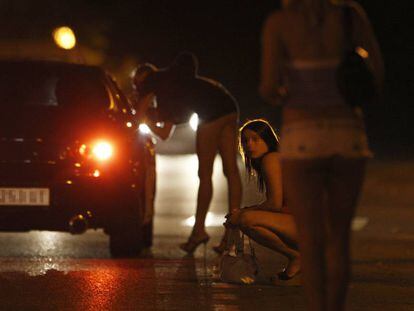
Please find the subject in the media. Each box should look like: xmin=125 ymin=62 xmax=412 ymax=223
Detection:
xmin=225 ymin=206 xmax=256 ymax=227
xmin=224 ymin=208 xmax=242 ymax=228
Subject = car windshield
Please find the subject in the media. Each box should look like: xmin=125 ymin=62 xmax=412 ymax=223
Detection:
xmin=0 ymin=64 xmax=110 ymax=110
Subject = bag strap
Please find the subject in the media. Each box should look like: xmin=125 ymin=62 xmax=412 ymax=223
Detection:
xmin=246 ymin=234 xmax=256 ymax=258
xmin=234 ymin=230 xmax=244 ymax=254
xmin=237 ymin=232 xmax=256 ymax=259
xmin=225 ymin=228 xmax=257 ymax=258
xmin=224 ymin=228 xmax=243 ymax=253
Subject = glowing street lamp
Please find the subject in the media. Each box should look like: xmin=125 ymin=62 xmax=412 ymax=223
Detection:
xmin=53 ymin=26 xmax=76 ymax=50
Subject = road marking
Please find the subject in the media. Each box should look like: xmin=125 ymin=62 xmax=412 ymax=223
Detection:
xmin=182 ymin=212 xmax=226 ymax=227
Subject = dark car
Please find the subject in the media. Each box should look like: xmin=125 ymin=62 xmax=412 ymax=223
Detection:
xmin=0 ymin=60 xmax=155 ymax=257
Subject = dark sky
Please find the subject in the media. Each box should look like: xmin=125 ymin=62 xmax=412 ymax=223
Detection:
xmin=107 ymin=1 xmax=413 ymax=154
xmin=1 ymin=0 xmax=412 ymax=156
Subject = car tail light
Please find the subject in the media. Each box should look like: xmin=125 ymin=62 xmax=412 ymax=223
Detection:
xmin=78 ymin=140 xmax=114 ymax=162
xmin=92 ymin=141 xmax=113 ymax=161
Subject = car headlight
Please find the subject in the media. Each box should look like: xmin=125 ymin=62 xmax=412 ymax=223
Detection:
xmin=139 ymin=123 xmax=151 ymax=134
xmin=189 ymin=113 xmax=198 ymax=131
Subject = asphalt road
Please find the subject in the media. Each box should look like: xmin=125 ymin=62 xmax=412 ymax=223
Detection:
xmin=0 ymin=155 xmax=413 ymax=310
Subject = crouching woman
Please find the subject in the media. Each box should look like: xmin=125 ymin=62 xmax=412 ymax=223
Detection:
xmin=229 ymin=119 xmax=300 ymax=280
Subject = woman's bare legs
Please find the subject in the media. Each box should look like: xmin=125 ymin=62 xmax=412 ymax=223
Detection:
xmin=282 ymin=157 xmax=366 ymax=311
xmin=190 ymin=113 xmax=241 ymax=237
xmin=179 ymin=118 xmax=220 ymax=253
xmin=212 ymin=113 xmax=242 ymax=252
xmin=235 ymin=209 xmax=300 ymax=276
xmin=192 ymin=119 xmax=221 ymax=237
xmin=283 ymin=159 xmax=326 ymax=311
xmin=325 ymin=157 xmax=365 ymax=311
xmin=218 ymin=113 xmax=242 ymax=212
xmin=181 ymin=113 xmax=241 ymax=253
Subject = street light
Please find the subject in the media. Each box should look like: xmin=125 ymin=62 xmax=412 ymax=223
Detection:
xmin=52 ymin=26 xmax=76 ymax=50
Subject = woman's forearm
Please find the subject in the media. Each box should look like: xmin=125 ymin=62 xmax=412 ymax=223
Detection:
xmin=147 ymin=121 xmax=175 ymax=140
xmin=256 ymin=199 xmax=282 ymax=211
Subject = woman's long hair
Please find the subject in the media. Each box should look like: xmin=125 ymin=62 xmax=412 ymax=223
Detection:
xmin=239 ymin=119 xmax=279 ymax=193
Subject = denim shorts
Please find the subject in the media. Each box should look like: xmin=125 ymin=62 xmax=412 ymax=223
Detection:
xmin=280 ymin=118 xmax=372 ymax=159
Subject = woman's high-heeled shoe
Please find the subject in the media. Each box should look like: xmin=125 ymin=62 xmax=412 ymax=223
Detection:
xmin=277 ymin=269 xmax=301 ymax=281
xmin=271 ymin=267 xmax=302 ymax=286
xmin=179 ymin=233 xmax=210 ymax=254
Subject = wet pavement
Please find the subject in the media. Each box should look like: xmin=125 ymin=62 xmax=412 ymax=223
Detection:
xmin=0 ymin=155 xmax=413 ymax=310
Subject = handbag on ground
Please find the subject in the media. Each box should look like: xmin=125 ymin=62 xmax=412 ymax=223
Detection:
xmin=219 ymin=228 xmax=259 ymax=284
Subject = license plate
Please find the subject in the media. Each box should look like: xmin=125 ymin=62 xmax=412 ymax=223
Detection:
xmin=0 ymin=188 xmax=50 ymax=206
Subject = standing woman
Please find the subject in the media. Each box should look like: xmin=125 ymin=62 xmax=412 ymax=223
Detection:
xmin=134 ymin=52 xmax=242 ymax=254
xmin=260 ymin=1 xmax=383 ymax=310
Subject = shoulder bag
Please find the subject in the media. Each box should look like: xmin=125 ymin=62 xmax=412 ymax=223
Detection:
xmin=336 ymin=6 xmax=376 ymax=109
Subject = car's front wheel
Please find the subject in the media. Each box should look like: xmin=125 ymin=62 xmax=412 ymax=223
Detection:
xmin=109 ymin=220 xmax=144 ymax=257
xmin=108 ymin=198 xmax=145 ymax=257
